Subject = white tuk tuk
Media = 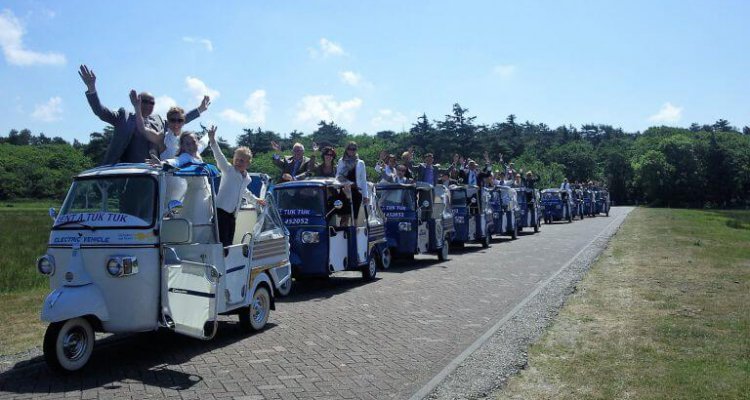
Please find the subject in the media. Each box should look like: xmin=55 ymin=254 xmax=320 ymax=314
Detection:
xmin=37 ymin=163 xmax=291 ymax=372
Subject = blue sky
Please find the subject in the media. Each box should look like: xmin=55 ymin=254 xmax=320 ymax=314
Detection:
xmin=1 ymin=1 xmax=748 ymax=144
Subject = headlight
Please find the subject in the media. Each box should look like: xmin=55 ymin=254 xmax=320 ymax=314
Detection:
xmin=398 ymin=222 xmax=412 ymax=231
xmin=36 ymin=255 xmax=55 ymax=275
xmin=300 ymin=231 xmax=320 ymax=243
xmin=106 ymin=256 xmax=138 ymax=277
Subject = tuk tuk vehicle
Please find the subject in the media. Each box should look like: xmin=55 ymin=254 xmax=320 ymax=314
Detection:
xmin=516 ymin=187 xmax=542 ymax=233
xmin=375 ymin=182 xmax=455 ymax=262
xmin=594 ymin=189 xmax=611 ymax=216
xmin=541 ymin=188 xmax=574 ymax=224
xmin=38 ymin=163 xmax=291 ymax=373
xmin=449 ymin=184 xmax=494 ymax=248
xmin=489 ymin=185 xmax=520 ymax=239
xmin=274 ymin=178 xmax=388 ymax=280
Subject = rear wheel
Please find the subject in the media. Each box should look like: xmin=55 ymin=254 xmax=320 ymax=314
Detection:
xmin=240 ymin=286 xmax=270 ymax=332
xmin=481 ymin=231 xmax=491 ymax=248
xmin=377 ymin=247 xmax=392 ymax=270
xmin=362 ymin=252 xmax=377 ymax=280
xmin=511 ymin=221 xmax=518 ymax=239
xmin=534 ymin=215 xmax=540 ymax=233
xmin=43 ymin=317 xmax=95 ymax=373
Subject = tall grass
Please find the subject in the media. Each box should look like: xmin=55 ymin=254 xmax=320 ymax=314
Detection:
xmin=0 ymin=210 xmax=53 ymax=293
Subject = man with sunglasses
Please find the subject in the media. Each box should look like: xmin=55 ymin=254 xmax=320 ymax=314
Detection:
xmin=270 ymin=141 xmax=313 ymax=180
xmin=78 ymin=64 xmax=210 ymax=165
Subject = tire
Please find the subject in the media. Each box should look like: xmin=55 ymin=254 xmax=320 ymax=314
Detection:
xmin=362 ymin=252 xmax=377 ymax=281
xmin=567 ymin=208 xmax=573 ymax=223
xmin=43 ymin=317 xmax=95 ymax=373
xmin=534 ymin=216 xmax=540 ymax=233
xmin=276 ymin=278 xmax=292 ymax=297
xmin=240 ymin=286 xmax=271 ymax=332
xmin=377 ymin=247 xmax=392 ymax=270
xmin=438 ymin=239 xmax=449 ymax=261
xmin=511 ymin=221 xmax=518 ymax=240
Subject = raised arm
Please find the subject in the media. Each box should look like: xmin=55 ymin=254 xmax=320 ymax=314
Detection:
xmin=79 ymin=64 xmax=119 ymax=125
xmin=129 ymin=90 xmax=163 ymax=146
xmin=185 ymin=95 xmax=210 ymax=125
xmin=207 ymin=126 xmax=231 ymax=174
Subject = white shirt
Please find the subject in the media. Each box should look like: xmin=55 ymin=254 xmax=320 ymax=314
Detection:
xmin=210 ymin=140 xmax=260 ymax=214
xmin=161 ymin=131 xmax=208 ymax=160
xmin=336 ymin=158 xmax=369 ymax=199
xmin=375 ymin=163 xmax=396 ymax=182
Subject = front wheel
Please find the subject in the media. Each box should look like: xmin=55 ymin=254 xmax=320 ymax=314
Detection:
xmin=511 ymin=222 xmax=518 ymax=239
xmin=438 ymin=239 xmax=449 ymax=261
xmin=377 ymin=247 xmax=392 ymax=270
xmin=276 ymin=278 xmax=292 ymax=297
xmin=240 ymin=286 xmax=271 ymax=332
xmin=43 ymin=317 xmax=95 ymax=373
xmin=362 ymin=252 xmax=377 ymax=281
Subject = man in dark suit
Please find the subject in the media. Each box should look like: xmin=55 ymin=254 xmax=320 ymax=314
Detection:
xmin=78 ymin=65 xmax=209 ymax=165
xmin=412 ymin=153 xmax=455 ymax=186
xmin=271 ymin=141 xmax=313 ymax=180
xmin=459 ymin=159 xmax=492 ymax=186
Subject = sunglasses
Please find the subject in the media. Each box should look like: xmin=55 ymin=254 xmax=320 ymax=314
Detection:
xmin=324 ymin=153 xmax=334 ymax=157
xmin=347 ymin=147 xmax=357 ymax=151
xmin=141 ymin=99 xmax=155 ymax=105
xmin=168 ymin=118 xmax=185 ymax=123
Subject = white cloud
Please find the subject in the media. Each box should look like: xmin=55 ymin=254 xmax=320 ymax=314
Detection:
xmin=220 ymin=109 xmax=251 ymax=125
xmin=340 ymin=71 xmax=362 ymax=86
xmin=371 ymin=109 xmax=408 ymax=130
xmin=0 ymin=9 xmax=65 ymax=66
xmin=492 ymin=64 xmax=516 ymax=78
xmin=220 ymin=90 xmax=269 ymax=126
xmin=185 ymin=76 xmax=220 ymax=102
xmin=153 ymin=95 xmax=178 ymax=118
xmin=31 ymin=96 xmax=62 ymax=122
xmin=648 ymin=102 xmax=683 ymax=123
xmin=182 ymin=36 xmax=213 ymax=52
xmin=309 ymin=38 xmax=345 ymax=58
xmin=295 ymin=95 xmax=362 ymax=127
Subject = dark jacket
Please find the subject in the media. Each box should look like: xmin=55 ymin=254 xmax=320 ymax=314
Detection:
xmin=412 ymin=163 xmax=455 ymax=186
xmin=272 ymin=155 xmax=313 ymax=178
xmin=87 ymin=91 xmax=200 ymax=165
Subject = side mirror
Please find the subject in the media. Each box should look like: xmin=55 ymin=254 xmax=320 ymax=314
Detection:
xmin=48 ymin=207 xmax=57 ymax=221
xmin=333 ymin=200 xmax=343 ymax=210
xmin=161 ymin=218 xmax=192 ymax=244
xmin=167 ymin=200 xmax=183 ymax=217
xmin=421 ymin=200 xmax=430 ymax=208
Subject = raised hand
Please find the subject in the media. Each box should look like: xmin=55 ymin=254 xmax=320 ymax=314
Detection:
xmin=207 ymin=125 xmax=217 ymax=142
xmin=78 ymin=65 xmax=97 ymax=92
xmin=312 ymin=141 xmax=319 ymax=152
xmin=129 ymin=90 xmax=140 ymax=107
xmin=199 ymin=95 xmax=211 ymax=113
xmin=271 ymin=141 xmax=281 ymax=152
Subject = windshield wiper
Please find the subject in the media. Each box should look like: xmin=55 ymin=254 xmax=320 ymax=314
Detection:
xmin=54 ymin=220 xmax=96 ymax=231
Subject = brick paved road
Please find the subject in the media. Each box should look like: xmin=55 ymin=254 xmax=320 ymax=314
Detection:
xmin=0 ymin=208 xmax=630 ymax=400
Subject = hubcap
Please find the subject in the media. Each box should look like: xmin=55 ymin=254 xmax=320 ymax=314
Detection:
xmin=252 ymin=294 xmax=267 ymax=324
xmin=62 ymin=327 xmax=87 ymax=361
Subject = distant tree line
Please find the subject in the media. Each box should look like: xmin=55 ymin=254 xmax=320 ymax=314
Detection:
xmin=1 ymin=105 xmax=748 ymax=208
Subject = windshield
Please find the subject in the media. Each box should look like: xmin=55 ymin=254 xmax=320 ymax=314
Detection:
xmin=451 ymin=189 xmax=467 ymax=207
xmin=55 ymin=176 xmax=156 ymax=229
xmin=378 ymin=189 xmax=416 ymax=211
xmin=275 ymin=187 xmax=326 ymax=216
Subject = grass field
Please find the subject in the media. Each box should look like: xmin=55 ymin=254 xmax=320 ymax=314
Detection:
xmin=497 ymin=208 xmax=750 ymax=399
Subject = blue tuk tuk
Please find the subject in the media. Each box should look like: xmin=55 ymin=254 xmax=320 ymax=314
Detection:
xmin=375 ymin=182 xmax=455 ymax=262
xmin=449 ymin=184 xmax=493 ymax=248
xmin=541 ymin=188 xmax=574 ymax=224
xmin=516 ymin=187 xmax=542 ymax=233
xmin=594 ymin=189 xmax=610 ymax=216
xmin=489 ymin=185 xmax=520 ymax=239
xmin=274 ymin=178 xmax=388 ymax=281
